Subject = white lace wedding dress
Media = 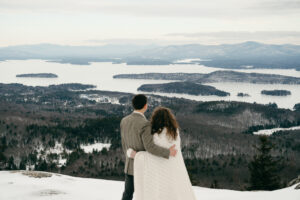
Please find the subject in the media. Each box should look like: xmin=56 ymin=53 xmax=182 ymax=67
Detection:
xmin=132 ymin=128 xmax=197 ymax=200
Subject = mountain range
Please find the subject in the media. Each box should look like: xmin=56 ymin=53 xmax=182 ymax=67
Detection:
xmin=1 ymin=41 xmax=300 ymax=69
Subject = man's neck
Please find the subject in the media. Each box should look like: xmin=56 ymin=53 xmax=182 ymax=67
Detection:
xmin=134 ymin=110 xmax=145 ymax=114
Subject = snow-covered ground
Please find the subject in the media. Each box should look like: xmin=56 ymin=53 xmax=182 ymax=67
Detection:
xmin=35 ymin=142 xmax=72 ymax=168
xmin=0 ymin=170 xmax=299 ymax=200
xmin=80 ymin=94 xmax=120 ymax=104
xmin=80 ymin=143 xmax=111 ymax=153
xmin=253 ymin=126 xmax=300 ymax=135
xmin=32 ymin=142 xmax=111 ymax=169
xmin=36 ymin=142 xmax=72 ymax=156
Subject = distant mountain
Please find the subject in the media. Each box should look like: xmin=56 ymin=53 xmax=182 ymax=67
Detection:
xmin=130 ymin=41 xmax=300 ymax=60
xmin=127 ymin=41 xmax=300 ymax=69
xmin=1 ymin=42 xmax=300 ymax=69
xmin=0 ymin=43 xmax=158 ymax=64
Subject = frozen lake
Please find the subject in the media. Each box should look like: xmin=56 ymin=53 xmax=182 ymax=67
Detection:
xmin=0 ymin=59 xmax=299 ymax=109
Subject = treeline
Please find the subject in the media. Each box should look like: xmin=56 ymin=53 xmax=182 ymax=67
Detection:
xmin=1 ymin=133 xmax=293 ymax=191
xmin=25 ymin=117 xmax=122 ymax=150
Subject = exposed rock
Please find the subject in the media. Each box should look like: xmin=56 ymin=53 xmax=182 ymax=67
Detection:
xmin=20 ymin=170 xmax=52 ymax=178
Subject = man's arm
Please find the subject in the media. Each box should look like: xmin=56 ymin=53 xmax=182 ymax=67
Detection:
xmin=120 ymin=119 xmax=127 ymax=156
xmin=141 ymin=122 xmax=170 ymax=159
xmin=121 ymin=135 xmax=126 ymax=155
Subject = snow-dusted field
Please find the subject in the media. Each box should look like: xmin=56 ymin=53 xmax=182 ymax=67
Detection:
xmin=31 ymin=142 xmax=111 ymax=169
xmin=80 ymin=143 xmax=111 ymax=153
xmin=0 ymin=171 xmax=299 ymax=200
xmin=253 ymin=126 xmax=300 ymax=135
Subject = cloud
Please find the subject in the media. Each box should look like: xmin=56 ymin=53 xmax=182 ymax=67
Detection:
xmin=84 ymin=38 xmax=198 ymax=46
xmin=83 ymin=31 xmax=300 ymax=45
xmin=164 ymin=31 xmax=300 ymax=44
xmin=85 ymin=38 xmax=160 ymax=45
xmin=1 ymin=0 xmax=300 ymax=46
xmin=166 ymin=31 xmax=300 ymax=38
xmin=253 ymin=0 xmax=300 ymax=11
xmin=0 ymin=0 xmax=298 ymax=18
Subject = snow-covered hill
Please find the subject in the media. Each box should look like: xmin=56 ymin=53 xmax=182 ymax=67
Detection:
xmin=0 ymin=170 xmax=299 ymax=200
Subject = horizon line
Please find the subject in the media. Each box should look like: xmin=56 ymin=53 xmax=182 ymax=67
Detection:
xmin=1 ymin=40 xmax=300 ymax=48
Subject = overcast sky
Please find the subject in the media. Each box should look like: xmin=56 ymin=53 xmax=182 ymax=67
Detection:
xmin=1 ymin=0 xmax=300 ymax=46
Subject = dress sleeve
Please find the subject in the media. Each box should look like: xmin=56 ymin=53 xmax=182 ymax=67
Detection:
xmin=141 ymin=122 xmax=170 ymax=159
xmin=176 ymin=129 xmax=182 ymax=150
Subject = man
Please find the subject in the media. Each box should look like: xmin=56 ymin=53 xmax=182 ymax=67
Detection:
xmin=120 ymin=94 xmax=177 ymax=200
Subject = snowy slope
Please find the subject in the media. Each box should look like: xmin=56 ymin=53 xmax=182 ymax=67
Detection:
xmin=0 ymin=170 xmax=299 ymax=200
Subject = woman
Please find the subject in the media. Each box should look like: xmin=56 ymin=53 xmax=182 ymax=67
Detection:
xmin=127 ymin=107 xmax=197 ymax=200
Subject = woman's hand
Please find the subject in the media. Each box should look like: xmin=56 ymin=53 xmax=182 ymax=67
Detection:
xmin=127 ymin=148 xmax=137 ymax=158
xmin=130 ymin=150 xmax=137 ymax=158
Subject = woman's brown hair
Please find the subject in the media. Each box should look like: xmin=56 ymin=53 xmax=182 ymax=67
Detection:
xmin=150 ymin=107 xmax=179 ymax=140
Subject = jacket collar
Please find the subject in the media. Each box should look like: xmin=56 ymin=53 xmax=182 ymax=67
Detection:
xmin=132 ymin=111 xmax=146 ymax=119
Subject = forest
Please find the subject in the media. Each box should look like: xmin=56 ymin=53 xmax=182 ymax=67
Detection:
xmin=0 ymin=83 xmax=299 ymax=190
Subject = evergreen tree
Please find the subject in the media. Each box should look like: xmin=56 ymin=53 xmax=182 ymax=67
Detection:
xmin=36 ymin=159 xmax=48 ymax=171
xmin=294 ymin=103 xmax=300 ymax=112
xmin=19 ymin=159 xmax=26 ymax=170
xmin=0 ymin=152 xmax=6 ymax=162
xmin=210 ymin=179 xmax=219 ymax=188
xmin=7 ymin=156 xmax=17 ymax=170
xmin=248 ymin=135 xmax=282 ymax=190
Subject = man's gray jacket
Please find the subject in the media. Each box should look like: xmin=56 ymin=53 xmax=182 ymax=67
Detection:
xmin=120 ymin=112 xmax=170 ymax=175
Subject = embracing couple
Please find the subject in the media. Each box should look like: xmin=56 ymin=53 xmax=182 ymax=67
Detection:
xmin=120 ymin=94 xmax=196 ymax=200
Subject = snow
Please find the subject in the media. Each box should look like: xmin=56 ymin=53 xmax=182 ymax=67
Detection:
xmin=58 ymin=159 xmax=67 ymax=166
xmin=174 ymin=58 xmax=203 ymax=63
xmin=80 ymin=143 xmax=111 ymax=153
xmin=32 ymin=142 xmax=111 ymax=169
xmin=80 ymin=94 xmax=120 ymax=104
xmin=36 ymin=143 xmax=71 ymax=156
xmin=0 ymin=170 xmax=299 ymax=200
xmin=253 ymin=126 xmax=300 ymax=135
xmin=35 ymin=142 xmax=72 ymax=167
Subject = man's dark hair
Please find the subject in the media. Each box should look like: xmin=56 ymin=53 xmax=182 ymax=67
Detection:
xmin=132 ymin=94 xmax=147 ymax=110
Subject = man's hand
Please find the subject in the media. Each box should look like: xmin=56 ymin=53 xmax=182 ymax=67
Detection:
xmin=169 ymin=144 xmax=177 ymax=157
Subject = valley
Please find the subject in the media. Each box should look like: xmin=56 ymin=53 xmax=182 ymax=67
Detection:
xmin=0 ymin=83 xmax=299 ymax=190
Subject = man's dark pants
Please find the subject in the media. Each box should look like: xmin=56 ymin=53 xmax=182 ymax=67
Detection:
xmin=121 ymin=174 xmax=134 ymax=200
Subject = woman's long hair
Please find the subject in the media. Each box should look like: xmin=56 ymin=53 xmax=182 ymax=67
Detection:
xmin=150 ymin=107 xmax=179 ymax=140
